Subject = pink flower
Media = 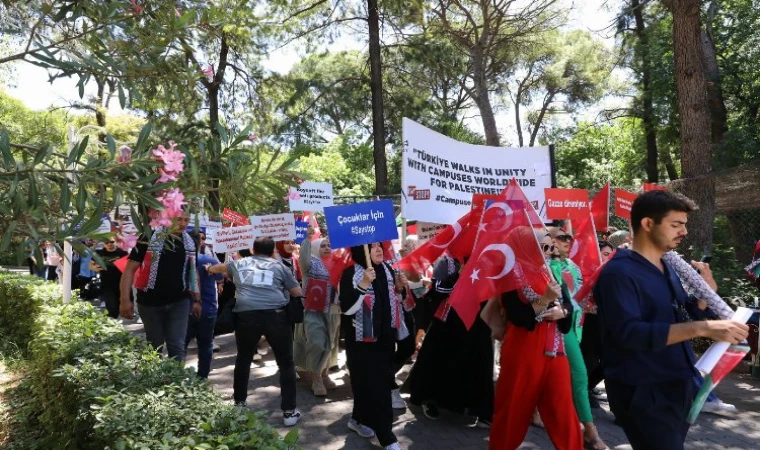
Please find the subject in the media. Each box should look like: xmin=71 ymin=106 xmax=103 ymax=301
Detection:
xmin=117 ymin=146 xmax=132 ymax=164
xmin=130 ymin=0 xmax=144 ymax=14
xmin=175 ymin=7 xmax=181 ymax=17
xmin=157 ymin=168 xmax=178 ymax=183
xmin=117 ymin=233 xmax=138 ymax=251
xmin=201 ymin=64 xmax=214 ymax=80
xmin=157 ymin=188 xmax=186 ymax=217
xmin=149 ymin=209 xmax=173 ymax=228
xmin=247 ymin=132 xmax=258 ymax=141
xmin=285 ymin=190 xmax=301 ymax=201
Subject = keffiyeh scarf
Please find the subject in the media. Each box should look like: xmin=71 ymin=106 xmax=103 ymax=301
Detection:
xmin=663 ymin=251 xmax=734 ymax=320
xmin=434 ymin=255 xmax=459 ymax=321
xmin=138 ymin=230 xmax=199 ymax=294
xmin=351 ymin=263 xmax=409 ymax=343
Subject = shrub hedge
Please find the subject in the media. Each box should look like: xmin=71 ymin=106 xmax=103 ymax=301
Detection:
xmin=0 ymin=271 xmax=298 ymax=450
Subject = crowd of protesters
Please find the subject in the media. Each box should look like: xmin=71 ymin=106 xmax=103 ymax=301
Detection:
xmin=29 ymin=190 xmax=760 ymax=450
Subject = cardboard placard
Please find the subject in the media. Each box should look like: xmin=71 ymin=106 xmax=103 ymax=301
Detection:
xmin=288 ymin=181 xmax=334 ymax=212
xmin=211 ymin=226 xmax=255 ymax=253
xmin=249 ymin=213 xmax=296 ymax=241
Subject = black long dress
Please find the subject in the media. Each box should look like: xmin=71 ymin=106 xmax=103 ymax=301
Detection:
xmin=403 ymin=256 xmax=494 ymax=421
xmin=340 ymin=256 xmax=399 ymax=447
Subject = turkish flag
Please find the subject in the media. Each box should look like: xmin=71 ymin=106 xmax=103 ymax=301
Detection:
xmin=642 ymin=182 xmax=667 ymax=192
xmin=394 ymin=209 xmax=474 ymax=274
xmin=449 ymin=203 xmax=551 ymax=329
xmin=569 ymin=213 xmax=602 ymax=282
xmin=304 ymin=278 xmax=329 ymax=311
xmin=503 ymin=179 xmax=544 ymax=227
xmin=326 ymin=247 xmax=353 ymax=288
xmin=590 ymin=183 xmax=610 ymax=231
xmin=574 ymin=250 xmax=615 ymax=310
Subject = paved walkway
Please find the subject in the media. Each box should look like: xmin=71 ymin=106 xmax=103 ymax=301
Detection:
xmin=123 ymin=319 xmax=760 ymax=450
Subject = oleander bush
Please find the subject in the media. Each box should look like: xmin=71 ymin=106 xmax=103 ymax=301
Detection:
xmin=0 ymin=271 xmax=298 ymax=450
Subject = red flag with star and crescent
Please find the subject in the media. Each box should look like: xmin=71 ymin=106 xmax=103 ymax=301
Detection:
xmin=448 ymin=198 xmax=551 ymax=329
xmin=569 ymin=212 xmax=603 ymax=312
xmin=393 ymin=209 xmax=474 ymax=275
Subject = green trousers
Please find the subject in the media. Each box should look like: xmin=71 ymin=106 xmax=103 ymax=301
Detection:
xmin=564 ymin=317 xmax=593 ymax=423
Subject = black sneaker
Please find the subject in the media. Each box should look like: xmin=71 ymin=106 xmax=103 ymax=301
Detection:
xmin=589 ymin=395 xmax=601 ymax=409
xmin=476 ymin=418 xmax=492 ymax=429
xmin=423 ymin=402 xmax=439 ymax=420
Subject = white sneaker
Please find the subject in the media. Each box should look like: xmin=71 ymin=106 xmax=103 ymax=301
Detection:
xmin=384 ymin=443 xmax=402 ymax=450
xmin=391 ymin=389 xmax=406 ymax=410
xmin=348 ymin=418 xmax=375 ymax=438
xmin=283 ymin=409 xmax=302 ymax=427
xmin=702 ymin=400 xmax=737 ymax=414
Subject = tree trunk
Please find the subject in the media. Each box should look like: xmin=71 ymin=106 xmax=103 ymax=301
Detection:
xmin=205 ymin=34 xmax=229 ymax=214
xmin=367 ymin=0 xmax=388 ymax=195
xmin=667 ymin=0 xmax=715 ymax=259
xmin=632 ymin=0 xmax=660 ymax=182
xmin=701 ymin=28 xmax=727 ymax=147
xmin=471 ymin=47 xmax=500 ymax=146
xmin=94 ymin=78 xmax=107 ymax=143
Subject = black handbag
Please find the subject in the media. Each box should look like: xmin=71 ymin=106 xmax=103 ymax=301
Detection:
xmin=286 ymin=296 xmax=304 ymax=324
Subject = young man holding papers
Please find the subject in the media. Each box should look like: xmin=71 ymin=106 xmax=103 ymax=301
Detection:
xmin=594 ymin=190 xmax=748 ymax=450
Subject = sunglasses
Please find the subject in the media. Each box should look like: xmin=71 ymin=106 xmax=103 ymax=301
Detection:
xmin=542 ymin=244 xmax=556 ymax=253
xmin=555 ymin=235 xmax=573 ymax=243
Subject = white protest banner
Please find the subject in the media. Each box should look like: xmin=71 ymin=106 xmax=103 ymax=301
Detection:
xmin=110 ymin=205 xmax=138 ymax=234
xmin=287 ymin=181 xmax=334 ymax=212
xmin=211 ymin=226 xmax=255 ymax=253
xmin=416 ymin=221 xmax=448 ymax=243
xmin=402 ymin=118 xmax=553 ymax=224
xmin=249 ymin=213 xmax=296 ymax=241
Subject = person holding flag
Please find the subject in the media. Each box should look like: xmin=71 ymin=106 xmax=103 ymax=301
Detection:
xmin=547 ymin=226 xmax=609 ymax=450
xmin=294 ymin=228 xmax=341 ymax=397
xmin=483 ymin=227 xmax=583 ymax=450
xmin=339 ymin=242 xmax=409 ymax=450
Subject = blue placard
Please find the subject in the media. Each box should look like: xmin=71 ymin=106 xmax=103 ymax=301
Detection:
xmin=324 ymin=200 xmax=398 ymax=249
xmin=294 ymin=220 xmax=309 ymax=244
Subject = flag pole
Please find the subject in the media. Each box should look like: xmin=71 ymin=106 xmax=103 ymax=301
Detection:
xmin=588 ymin=210 xmax=602 ymax=263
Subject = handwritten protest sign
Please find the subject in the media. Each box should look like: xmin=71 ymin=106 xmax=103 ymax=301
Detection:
xmin=615 ymin=189 xmax=637 ymax=220
xmin=288 ymin=181 xmax=334 ymax=212
xmin=416 ymin=221 xmax=448 ymax=243
xmin=249 ymin=213 xmax=296 ymax=241
xmin=544 ymin=188 xmax=590 ymax=220
xmin=294 ymin=220 xmax=309 ymax=244
xmin=401 ymin=118 xmax=553 ymax=224
xmin=324 ymin=200 xmax=398 ymax=249
xmin=188 ymin=214 xmax=222 ymax=247
xmin=222 ymin=208 xmax=249 ymax=226
xmin=211 ymin=226 xmax=254 ymax=253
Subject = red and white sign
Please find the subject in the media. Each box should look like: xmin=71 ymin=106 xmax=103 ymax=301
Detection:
xmin=211 ymin=225 xmax=255 ymax=253
xmin=615 ymin=189 xmax=637 ymax=220
xmin=249 ymin=213 xmax=296 ymax=241
xmin=642 ymin=182 xmax=667 ymax=192
xmin=222 ymin=208 xmax=249 ymax=226
xmin=544 ymin=188 xmax=590 ymax=220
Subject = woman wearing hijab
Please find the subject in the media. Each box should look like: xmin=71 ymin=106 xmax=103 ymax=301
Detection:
xmin=276 ymin=240 xmax=302 ymax=283
xmin=548 ymin=227 xmax=608 ymax=450
xmin=294 ymin=227 xmax=341 ymax=396
xmin=340 ymin=242 xmax=408 ymax=450
xmin=403 ymin=251 xmax=494 ymax=428
xmin=484 ymin=228 xmax=583 ymax=450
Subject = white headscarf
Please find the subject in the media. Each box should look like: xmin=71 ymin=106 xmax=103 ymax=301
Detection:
xmin=311 ymin=238 xmax=327 ymax=258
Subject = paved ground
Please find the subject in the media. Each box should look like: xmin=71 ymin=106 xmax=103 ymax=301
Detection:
xmin=122 ymin=318 xmax=760 ymax=450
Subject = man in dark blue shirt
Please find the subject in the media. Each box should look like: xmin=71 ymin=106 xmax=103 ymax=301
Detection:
xmin=594 ymin=190 xmax=748 ymax=450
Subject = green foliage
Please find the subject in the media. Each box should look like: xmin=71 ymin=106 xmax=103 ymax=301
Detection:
xmin=0 ymin=272 xmax=298 ymax=450
xmin=550 ymin=118 xmax=646 ymax=189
